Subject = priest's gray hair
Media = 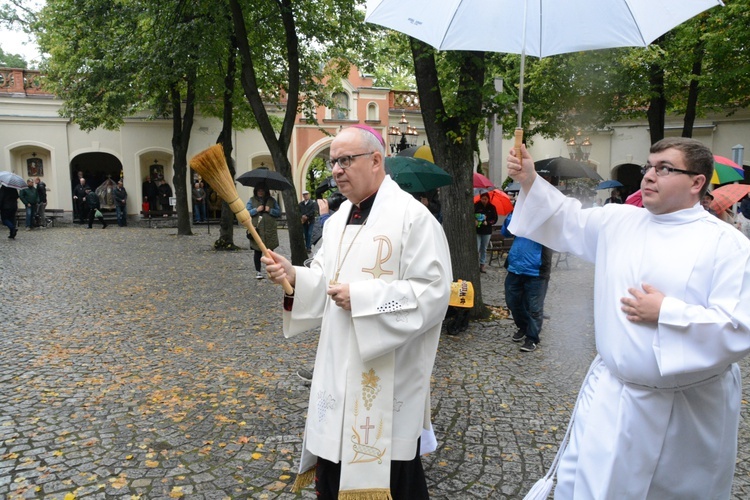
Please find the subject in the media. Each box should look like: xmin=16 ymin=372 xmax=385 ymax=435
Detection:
xmin=353 ymin=127 xmax=386 ymax=157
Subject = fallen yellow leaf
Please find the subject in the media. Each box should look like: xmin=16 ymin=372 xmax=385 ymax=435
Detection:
xmin=145 ymin=460 xmax=159 ymax=468
xmin=251 ymin=452 xmax=262 ymax=460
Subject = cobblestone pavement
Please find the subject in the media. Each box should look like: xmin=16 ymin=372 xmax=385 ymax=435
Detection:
xmin=2 ymin=225 xmax=749 ymax=499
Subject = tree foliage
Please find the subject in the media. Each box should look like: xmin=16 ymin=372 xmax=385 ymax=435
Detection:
xmin=0 ymin=46 xmax=26 ymax=68
xmin=228 ymin=0 xmax=372 ymax=265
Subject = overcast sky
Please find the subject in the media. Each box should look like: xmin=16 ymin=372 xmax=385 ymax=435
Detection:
xmin=1 ymin=27 xmax=41 ymax=63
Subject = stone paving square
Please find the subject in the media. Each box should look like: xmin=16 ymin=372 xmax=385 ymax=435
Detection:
xmin=1 ymin=225 xmax=749 ymax=498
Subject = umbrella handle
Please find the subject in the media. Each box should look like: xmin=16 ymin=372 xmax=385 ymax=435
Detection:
xmin=514 ymin=128 xmax=524 ymax=162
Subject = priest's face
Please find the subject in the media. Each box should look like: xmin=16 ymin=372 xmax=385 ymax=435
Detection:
xmin=330 ymin=128 xmax=385 ymax=205
xmin=641 ymin=148 xmax=704 ymax=215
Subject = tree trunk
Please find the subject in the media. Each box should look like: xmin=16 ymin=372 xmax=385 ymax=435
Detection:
xmin=410 ymin=38 xmax=489 ymax=318
xmin=646 ymin=61 xmax=667 ymax=145
xmin=170 ymin=76 xmax=195 ymax=236
xmin=218 ymin=31 xmax=238 ymax=248
xmin=682 ymin=39 xmax=705 ymax=139
xmin=229 ymin=0 xmax=307 ymax=264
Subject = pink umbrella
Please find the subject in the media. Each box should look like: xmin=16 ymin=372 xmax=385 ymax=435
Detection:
xmin=473 ymin=172 xmax=494 ymax=189
xmin=625 ymin=189 xmax=643 ymax=207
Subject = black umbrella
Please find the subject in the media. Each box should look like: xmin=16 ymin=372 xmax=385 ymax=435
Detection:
xmin=236 ymin=167 xmax=293 ymax=191
xmin=535 ymin=157 xmax=602 ymax=180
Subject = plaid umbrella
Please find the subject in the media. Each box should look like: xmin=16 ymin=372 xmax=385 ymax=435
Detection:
xmin=709 ymin=184 xmax=750 ymax=214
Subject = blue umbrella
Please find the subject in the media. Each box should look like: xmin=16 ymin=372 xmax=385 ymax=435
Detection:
xmin=596 ymin=179 xmax=624 ymax=190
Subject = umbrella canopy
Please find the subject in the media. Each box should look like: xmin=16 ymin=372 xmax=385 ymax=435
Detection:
xmin=474 ymin=189 xmax=513 ymax=216
xmin=535 ymin=157 xmax=602 ymax=180
xmin=397 ymin=145 xmax=434 ymax=163
xmin=709 ymin=184 xmax=750 ymax=214
xmin=473 ymin=172 xmax=494 ymax=189
xmin=385 ymin=156 xmax=452 ymax=193
xmin=711 ymin=156 xmax=745 ymax=185
xmin=596 ymin=179 xmax=624 ymax=190
xmin=0 ymin=171 xmax=27 ymax=190
xmin=625 ymin=189 xmax=643 ymax=207
xmin=236 ymin=167 xmax=294 ymax=191
xmin=366 ymin=0 xmax=721 ymax=133
xmin=365 ymin=0 xmax=721 ymax=58
xmin=504 ymin=181 xmax=521 ymax=192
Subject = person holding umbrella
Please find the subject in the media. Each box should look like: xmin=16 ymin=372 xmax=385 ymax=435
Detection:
xmin=0 ymin=183 xmax=20 ymax=239
xmin=474 ymin=191 xmax=498 ymax=273
xmin=507 ymin=137 xmax=750 ymax=499
xmin=246 ymin=183 xmax=280 ymax=279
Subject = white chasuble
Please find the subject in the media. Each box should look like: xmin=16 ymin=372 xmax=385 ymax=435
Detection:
xmin=510 ymin=178 xmax=750 ymax=500
xmin=283 ymin=177 xmax=452 ymax=496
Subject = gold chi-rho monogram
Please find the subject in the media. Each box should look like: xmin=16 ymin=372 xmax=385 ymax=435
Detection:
xmin=362 ymin=235 xmax=394 ymax=279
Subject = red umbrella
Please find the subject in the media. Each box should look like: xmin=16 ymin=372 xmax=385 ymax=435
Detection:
xmin=473 ymin=172 xmax=494 ymax=189
xmin=474 ymin=189 xmax=513 ymax=216
xmin=709 ymin=184 xmax=750 ymax=214
xmin=625 ymin=189 xmax=643 ymax=207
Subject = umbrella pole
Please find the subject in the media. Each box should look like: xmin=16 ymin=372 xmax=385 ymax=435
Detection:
xmin=514 ymin=52 xmax=526 ymax=162
xmin=515 ymin=1 xmax=529 ymax=162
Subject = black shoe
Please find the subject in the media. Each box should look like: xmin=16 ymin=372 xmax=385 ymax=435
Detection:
xmin=102 ymin=223 xmax=108 ymax=229
xmin=512 ymin=330 xmax=526 ymax=342
xmin=297 ymin=368 xmax=313 ymax=382
xmin=520 ymin=339 xmax=537 ymax=352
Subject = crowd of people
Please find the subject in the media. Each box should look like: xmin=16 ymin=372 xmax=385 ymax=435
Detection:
xmin=253 ymin=128 xmax=750 ymax=499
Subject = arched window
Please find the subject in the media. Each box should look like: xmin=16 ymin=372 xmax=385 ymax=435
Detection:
xmin=332 ymin=92 xmax=349 ymax=120
xmin=367 ymin=102 xmax=378 ymax=121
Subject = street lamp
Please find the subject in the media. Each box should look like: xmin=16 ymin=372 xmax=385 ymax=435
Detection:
xmin=388 ymin=113 xmax=419 ymax=154
xmin=567 ymin=132 xmax=592 ymax=162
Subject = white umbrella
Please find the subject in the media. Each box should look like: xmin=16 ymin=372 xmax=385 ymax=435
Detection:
xmin=0 ymin=171 xmax=27 ymax=190
xmin=365 ymin=0 xmax=724 ymax=154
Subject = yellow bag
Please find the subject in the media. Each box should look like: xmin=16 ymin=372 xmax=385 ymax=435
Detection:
xmin=449 ymin=280 xmax=474 ymax=308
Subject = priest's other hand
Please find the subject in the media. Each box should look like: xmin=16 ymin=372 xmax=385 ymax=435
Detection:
xmin=620 ymin=283 xmax=664 ymax=323
xmin=262 ymin=250 xmax=296 ymax=288
xmin=327 ymin=283 xmax=351 ymax=311
xmin=507 ymin=144 xmax=537 ymax=191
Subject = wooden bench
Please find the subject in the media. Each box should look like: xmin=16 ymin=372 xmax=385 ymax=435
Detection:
xmin=487 ymin=231 xmax=514 ymax=266
xmin=140 ymin=210 xmax=177 ymax=228
xmin=15 ymin=208 xmax=65 ymax=227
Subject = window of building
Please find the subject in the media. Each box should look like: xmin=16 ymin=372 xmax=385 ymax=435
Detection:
xmin=332 ymin=92 xmax=349 ymax=120
xmin=367 ymin=102 xmax=378 ymax=121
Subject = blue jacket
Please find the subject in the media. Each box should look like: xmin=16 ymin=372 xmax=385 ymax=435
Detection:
xmin=501 ymin=212 xmax=552 ymax=278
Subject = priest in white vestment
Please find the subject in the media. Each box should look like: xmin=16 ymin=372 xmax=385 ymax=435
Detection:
xmin=263 ymin=125 xmax=452 ymax=499
xmin=507 ymin=137 xmax=750 ymax=499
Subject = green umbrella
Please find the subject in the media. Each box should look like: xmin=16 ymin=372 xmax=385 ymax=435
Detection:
xmin=385 ymin=156 xmax=452 ymax=193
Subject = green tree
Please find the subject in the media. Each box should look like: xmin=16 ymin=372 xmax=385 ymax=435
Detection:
xmin=0 ymin=46 xmax=26 ymax=68
xmin=228 ymin=0 xmax=370 ymax=265
xmin=37 ymin=0 xmax=226 ymax=235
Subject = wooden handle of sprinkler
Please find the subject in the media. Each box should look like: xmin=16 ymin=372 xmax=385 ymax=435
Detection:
xmin=226 ymin=197 xmax=294 ymax=295
xmin=514 ymin=128 xmax=524 ymax=163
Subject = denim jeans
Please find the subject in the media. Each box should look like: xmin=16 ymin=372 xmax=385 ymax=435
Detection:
xmin=194 ymin=202 xmax=206 ymax=222
xmin=1 ymin=209 xmax=16 ymax=233
xmin=25 ymin=205 xmax=36 ymax=228
xmin=504 ymin=271 xmax=548 ymax=343
xmin=115 ymin=203 xmax=127 ymax=226
xmin=477 ymin=233 xmax=491 ymax=265
xmin=303 ymin=222 xmax=314 ymax=250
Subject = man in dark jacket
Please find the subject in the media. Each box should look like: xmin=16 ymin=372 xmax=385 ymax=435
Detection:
xmin=85 ymin=187 xmax=107 ymax=229
xmin=73 ymin=177 xmax=90 ymax=224
xmin=157 ymin=178 xmax=173 ymax=212
xmin=35 ymin=177 xmax=47 ymax=227
xmin=114 ymin=180 xmax=128 ymax=226
xmin=0 ymin=185 xmax=19 ymax=238
xmin=501 ymin=210 xmax=553 ymax=352
xmin=19 ymin=178 xmax=39 ymax=230
xmin=299 ymin=190 xmax=317 ymax=253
